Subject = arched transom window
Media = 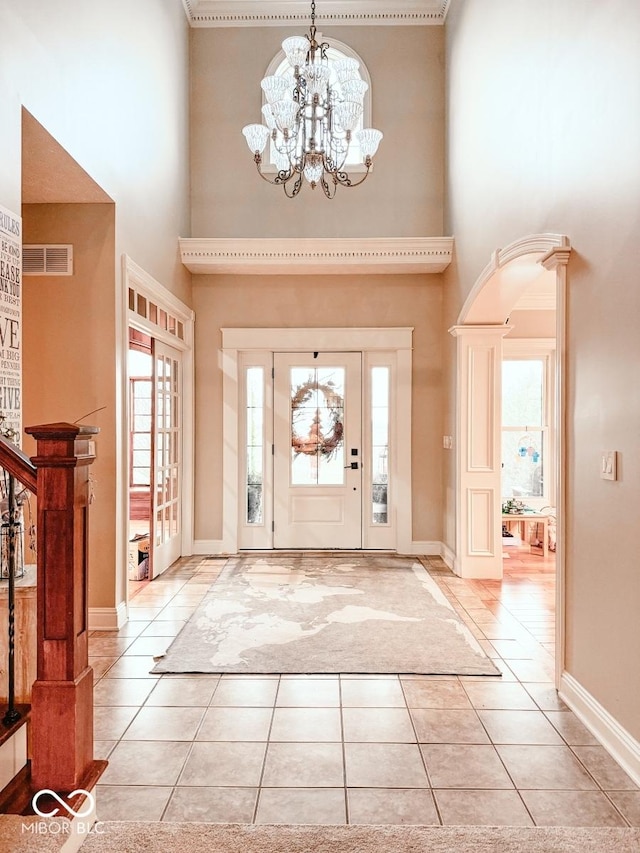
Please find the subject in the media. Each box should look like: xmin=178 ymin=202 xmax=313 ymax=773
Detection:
xmin=262 ymin=36 xmax=373 ymax=171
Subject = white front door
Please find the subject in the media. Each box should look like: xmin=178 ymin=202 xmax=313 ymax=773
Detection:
xmin=273 ymin=352 xmax=362 ymax=549
xmin=152 ymin=340 xmax=182 ymax=575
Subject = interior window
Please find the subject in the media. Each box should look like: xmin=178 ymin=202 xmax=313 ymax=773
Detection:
xmin=266 ymin=41 xmax=371 ymax=169
xmin=502 ymin=358 xmax=547 ymax=501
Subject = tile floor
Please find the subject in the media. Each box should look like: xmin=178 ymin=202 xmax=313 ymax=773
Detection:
xmin=91 ymin=549 xmax=640 ymax=827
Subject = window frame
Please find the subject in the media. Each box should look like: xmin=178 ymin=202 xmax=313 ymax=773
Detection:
xmin=502 ymin=339 xmax=556 ymax=510
xmin=261 ymin=35 xmax=373 ymax=173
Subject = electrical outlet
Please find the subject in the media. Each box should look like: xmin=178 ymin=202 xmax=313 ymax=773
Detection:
xmin=601 ymin=450 xmax=617 ymax=481
xmin=443 ymin=435 xmax=453 ymax=449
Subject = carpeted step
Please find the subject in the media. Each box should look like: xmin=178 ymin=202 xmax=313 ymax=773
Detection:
xmin=79 ymin=822 xmax=640 ymax=853
xmin=0 ymin=814 xmax=71 ymax=853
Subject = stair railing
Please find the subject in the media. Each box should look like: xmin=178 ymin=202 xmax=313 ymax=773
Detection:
xmin=0 ymin=436 xmax=37 ymax=729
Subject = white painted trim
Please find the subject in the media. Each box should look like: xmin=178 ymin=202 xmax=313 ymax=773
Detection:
xmin=60 ymin=785 xmax=98 ymax=853
xmin=457 ymin=234 xmax=570 ymax=325
xmin=395 ymin=346 xmax=413 ymax=553
xmin=183 ymin=0 xmax=450 ymax=27
xmin=193 ymin=539 xmax=228 ymax=555
xmin=180 ymin=237 xmax=453 ymax=275
xmin=0 ymin=724 xmax=27 ymax=793
xmin=221 ymin=328 xmax=413 ymax=554
xmin=503 ymin=338 xmax=555 ymax=354
xmin=449 ymin=325 xmax=512 ymax=580
xmin=222 ymin=327 xmax=413 ymax=351
xmin=440 ymin=542 xmax=456 ymax=570
xmin=512 ymin=290 xmax=556 ymax=311
xmin=541 ymin=250 xmax=570 ymax=688
xmin=122 ymin=256 xmax=196 ymax=590
xmin=408 ymin=540 xmax=442 ymax=555
xmin=560 ymin=672 xmax=640 ymax=787
xmin=88 ymin=602 xmax=127 ymax=631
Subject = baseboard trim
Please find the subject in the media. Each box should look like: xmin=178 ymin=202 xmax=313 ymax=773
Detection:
xmin=559 ymin=671 xmax=640 ymax=787
xmin=88 ymin=601 xmax=128 ymax=631
xmin=440 ymin=543 xmax=456 ymax=570
xmin=192 ymin=539 xmax=228 ymax=555
xmin=195 ymin=540 xmax=451 ymax=557
xmin=409 ymin=540 xmax=442 ymax=555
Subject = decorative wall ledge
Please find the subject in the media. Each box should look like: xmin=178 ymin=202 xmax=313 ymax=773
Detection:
xmin=182 ymin=0 xmax=451 ymax=28
xmin=179 ymin=237 xmax=454 ymax=276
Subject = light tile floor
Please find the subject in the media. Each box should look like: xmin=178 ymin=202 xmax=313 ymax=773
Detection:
xmin=92 ymin=550 xmax=640 ymax=827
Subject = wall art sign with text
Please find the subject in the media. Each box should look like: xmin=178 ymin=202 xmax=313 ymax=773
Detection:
xmin=0 ymin=203 xmax=22 ymax=439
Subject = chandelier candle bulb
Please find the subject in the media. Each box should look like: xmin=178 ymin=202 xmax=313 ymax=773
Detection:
xmin=241 ymin=0 xmax=383 ymax=198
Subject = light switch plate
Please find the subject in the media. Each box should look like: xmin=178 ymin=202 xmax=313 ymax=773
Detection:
xmin=601 ymin=450 xmax=617 ymax=480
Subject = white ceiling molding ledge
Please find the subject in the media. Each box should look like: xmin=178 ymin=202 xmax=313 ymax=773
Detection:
xmin=181 ymin=0 xmax=450 ymax=27
xmin=179 ymin=236 xmax=454 ymax=275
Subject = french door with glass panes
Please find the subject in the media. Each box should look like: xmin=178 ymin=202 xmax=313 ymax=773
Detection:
xmin=239 ymin=350 xmax=395 ymax=550
xmin=152 ymin=340 xmax=182 ymax=575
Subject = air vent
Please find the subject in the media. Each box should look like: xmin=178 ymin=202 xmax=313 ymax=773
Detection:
xmin=23 ymin=244 xmax=73 ymax=276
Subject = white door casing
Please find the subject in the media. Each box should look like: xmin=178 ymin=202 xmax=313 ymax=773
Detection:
xmin=121 ymin=257 xmax=195 ymax=608
xmin=273 ymin=352 xmax=362 ymax=549
xmin=221 ymin=328 xmax=413 ymax=555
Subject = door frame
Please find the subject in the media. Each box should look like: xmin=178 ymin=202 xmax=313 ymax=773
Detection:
xmin=449 ymin=233 xmax=570 ymax=688
xmin=119 ymin=256 xmax=195 ymax=607
xmin=221 ymin=327 xmax=413 ymax=554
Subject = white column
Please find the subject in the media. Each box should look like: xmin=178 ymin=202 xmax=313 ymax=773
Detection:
xmin=449 ymin=325 xmax=512 ymax=579
xmin=540 ymin=245 xmax=571 ymax=686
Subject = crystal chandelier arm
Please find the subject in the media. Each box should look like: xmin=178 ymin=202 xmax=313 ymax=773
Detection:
xmin=331 ymin=161 xmax=372 ymax=188
xmin=251 ymin=152 xmax=299 ymax=188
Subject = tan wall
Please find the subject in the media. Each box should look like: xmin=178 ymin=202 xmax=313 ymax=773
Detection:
xmin=0 ymin=0 xmax=191 ymax=302
xmin=193 ymin=274 xmax=444 ymax=544
xmin=190 ymin=25 xmax=444 ymax=238
xmin=443 ymin=0 xmax=640 ymax=738
xmin=0 ymin=1 xmax=192 ymax=613
xmin=22 ymin=203 xmax=117 ymax=609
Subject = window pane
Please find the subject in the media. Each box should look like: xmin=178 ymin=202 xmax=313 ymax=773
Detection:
xmin=246 ymin=367 xmax=264 ymax=524
xmin=371 ymin=367 xmax=389 ymax=524
xmin=248 ymin=485 xmax=263 ymax=524
xmin=132 ymin=467 xmax=150 ymax=486
xmin=133 ymin=433 xmax=151 ymax=450
xmin=502 ymin=430 xmax=544 ymax=498
xmin=134 ymin=415 xmax=151 ymax=432
xmin=290 ymin=367 xmax=345 ymax=486
xmin=502 ymin=360 xmax=543 ymax=426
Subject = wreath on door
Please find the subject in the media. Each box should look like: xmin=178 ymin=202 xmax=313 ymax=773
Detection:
xmin=291 ymin=379 xmax=344 ymax=459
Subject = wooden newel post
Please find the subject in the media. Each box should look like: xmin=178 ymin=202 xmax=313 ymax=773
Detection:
xmin=24 ymin=423 xmax=101 ymax=792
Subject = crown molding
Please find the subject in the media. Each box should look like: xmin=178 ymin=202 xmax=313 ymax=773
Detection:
xmin=179 ymin=236 xmax=453 ymax=275
xmin=182 ymin=0 xmax=450 ymax=28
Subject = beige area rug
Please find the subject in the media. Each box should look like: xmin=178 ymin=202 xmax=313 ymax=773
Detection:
xmin=79 ymin=823 xmax=640 ymax=853
xmin=152 ymin=555 xmax=500 ymax=676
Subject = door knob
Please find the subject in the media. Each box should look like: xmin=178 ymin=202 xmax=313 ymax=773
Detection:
xmin=344 ymin=462 xmax=359 ymax=470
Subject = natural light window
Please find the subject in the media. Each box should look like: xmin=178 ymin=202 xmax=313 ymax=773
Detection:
xmin=502 ymin=356 xmax=552 ymax=504
xmin=264 ymin=38 xmax=372 ymax=171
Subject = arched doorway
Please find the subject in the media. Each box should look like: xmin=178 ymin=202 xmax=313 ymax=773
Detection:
xmin=449 ymin=232 xmax=570 ymax=682
xmin=449 ymin=234 xmax=570 ymax=568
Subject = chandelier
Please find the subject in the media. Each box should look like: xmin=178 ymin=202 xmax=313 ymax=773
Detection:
xmin=241 ymin=0 xmax=383 ymax=199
